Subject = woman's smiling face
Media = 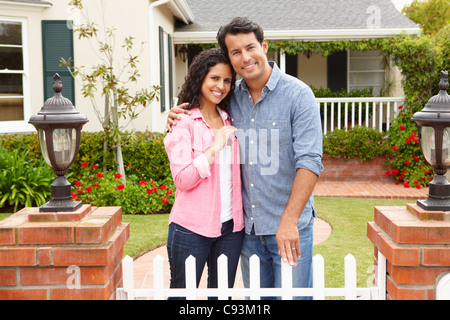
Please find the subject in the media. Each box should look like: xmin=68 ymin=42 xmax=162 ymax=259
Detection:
xmin=200 ymin=62 xmax=233 ymax=108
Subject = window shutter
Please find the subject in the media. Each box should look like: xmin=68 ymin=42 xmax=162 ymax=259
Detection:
xmin=42 ymin=20 xmax=75 ymax=103
xmin=327 ymin=51 xmax=347 ymax=92
xmin=159 ymin=26 xmax=165 ymax=112
xmin=168 ymin=33 xmax=173 ymax=109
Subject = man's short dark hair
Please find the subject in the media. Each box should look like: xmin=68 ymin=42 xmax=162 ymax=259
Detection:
xmin=217 ymin=17 xmax=265 ymax=54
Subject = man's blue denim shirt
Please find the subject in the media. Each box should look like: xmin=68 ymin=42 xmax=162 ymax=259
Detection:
xmin=229 ymin=62 xmax=324 ymax=235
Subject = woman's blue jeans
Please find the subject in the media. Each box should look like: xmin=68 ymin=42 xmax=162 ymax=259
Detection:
xmin=240 ymin=219 xmax=314 ymax=300
xmin=166 ymin=220 xmax=244 ymax=300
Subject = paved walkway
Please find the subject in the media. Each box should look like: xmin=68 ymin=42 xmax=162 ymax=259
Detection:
xmin=131 ymin=181 xmax=428 ymax=292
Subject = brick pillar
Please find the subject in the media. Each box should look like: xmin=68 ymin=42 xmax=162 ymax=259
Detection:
xmin=367 ymin=204 xmax=450 ymax=300
xmin=0 ymin=205 xmax=129 ymax=300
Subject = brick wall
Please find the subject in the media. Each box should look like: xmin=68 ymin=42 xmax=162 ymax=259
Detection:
xmin=0 ymin=205 xmax=129 ymax=300
xmin=320 ymin=154 xmax=394 ymax=183
xmin=368 ymin=204 xmax=450 ymax=300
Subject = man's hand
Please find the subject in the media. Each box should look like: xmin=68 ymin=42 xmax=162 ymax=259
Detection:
xmin=276 ymin=217 xmax=301 ymax=266
xmin=275 ymin=168 xmax=318 ymax=266
xmin=166 ymin=103 xmax=191 ymax=132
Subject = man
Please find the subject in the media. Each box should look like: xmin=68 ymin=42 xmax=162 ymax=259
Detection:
xmin=167 ymin=17 xmax=323 ymax=299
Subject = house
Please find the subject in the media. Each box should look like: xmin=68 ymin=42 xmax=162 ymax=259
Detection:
xmin=0 ymin=0 xmax=419 ymax=134
xmin=174 ymin=0 xmax=420 ymax=96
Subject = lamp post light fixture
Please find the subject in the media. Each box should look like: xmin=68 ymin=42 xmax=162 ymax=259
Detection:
xmin=178 ymin=44 xmax=188 ymax=63
xmin=411 ymin=70 xmax=450 ymax=211
xmin=29 ymin=74 xmax=88 ymax=212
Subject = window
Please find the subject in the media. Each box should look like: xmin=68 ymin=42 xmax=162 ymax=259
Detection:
xmin=0 ymin=17 xmax=30 ymax=131
xmin=159 ymin=26 xmax=173 ymax=113
xmin=349 ymin=50 xmax=385 ymax=96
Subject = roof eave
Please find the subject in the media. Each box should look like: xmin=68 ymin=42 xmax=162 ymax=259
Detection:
xmin=173 ymin=27 xmax=422 ymax=44
xmin=168 ymin=0 xmax=195 ymax=24
xmin=0 ymin=0 xmax=52 ymax=11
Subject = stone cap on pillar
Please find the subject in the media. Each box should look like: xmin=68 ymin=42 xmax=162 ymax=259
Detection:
xmin=407 ymin=203 xmax=450 ymax=221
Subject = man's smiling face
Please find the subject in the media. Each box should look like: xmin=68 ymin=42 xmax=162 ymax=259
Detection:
xmin=224 ymin=32 xmax=270 ymax=83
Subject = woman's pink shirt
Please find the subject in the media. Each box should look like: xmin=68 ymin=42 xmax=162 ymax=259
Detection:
xmin=163 ymin=107 xmax=244 ymax=238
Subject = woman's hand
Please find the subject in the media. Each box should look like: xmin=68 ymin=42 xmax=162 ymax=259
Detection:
xmin=204 ymin=126 xmax=237 ymax=164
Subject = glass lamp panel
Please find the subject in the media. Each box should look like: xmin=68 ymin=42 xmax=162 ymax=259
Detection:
xmin=38 ymin=129 xmax=52 ymax=167
xmin=421 ymin=126 xmax=436 ymax=166
xmin=444 ymin=127 xmax=450 ymax=166
xmin=52 ymin=128 xmax=77 ymax=168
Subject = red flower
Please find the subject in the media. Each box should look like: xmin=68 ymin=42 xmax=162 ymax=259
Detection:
xmin=114 ymin=173 xmax=122 ymax=179
xmin=385 ymin=170 xmax=392 ymax=176
xmin=398 ymin=105 xmax=403 ymax=109
xmin=400 ymin=113 xmax=406 ymax=117
xmin=115 ymin=183 xmax=125 ymax=190
xmin=416 ymin=185 xmax=421 ymax=189
xmin=392 ymin=169 xmax=399 ymax=175
xmin=165 ymin=189 xmax=173 ymax=195
xmin=92 ymin=164 xmax=98 ymax=169
xmin=93 ymin=182 xmax=100 ymax=187
xmin=96 ymin=172 xmax=103 ymax=178
xmin=86 ymin=186 xmax=92 ymax=193
xmin=71 ymin=192 xmax=77 ymax=198
xmin=139 ymin=180 xmax=148 ymax=186
xmin=75 ymin=181 xmax=81 ymax=186
xmin=159 ymin=185 xmax=167 ymax=190
xmin=414 ymin=180 xmax=419 ymax=185
xmin=146 ymin=189 xmax=151 ymax=195
xmin=400 ymin=124 xmax=406 ymax=131
xmin=162 ymin=197 xmax=169 ymax=204
xmin=81 ymin=162 xmax=88 ymax=168
xmin=404 ymin=160 xmax=410 ymax=165
xmin=392 ymin=146 xmax=398 ymax=151
xmin=414 ymin=156 xmax=419 ymax=161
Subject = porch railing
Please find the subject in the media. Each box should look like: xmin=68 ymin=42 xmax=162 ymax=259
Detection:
xmin=317 ymin=97 xmax=405 ymax=134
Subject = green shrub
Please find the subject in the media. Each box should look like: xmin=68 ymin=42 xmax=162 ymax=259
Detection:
xmin=71 ymin=131 xmax=170 ymax=183
xmin=0 ymin=148 xmax=54 ymax=211
xmin=323 ymin=126 xmax=393 ymax=162
xmin=0 ymin=131 xmax=173 ymax=214
xmin=385 ymin=108 xmax=433 ymax=188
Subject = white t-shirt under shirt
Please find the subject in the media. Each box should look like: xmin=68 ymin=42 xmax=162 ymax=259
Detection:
xmin=219 ymin=144 xmax=233 ymax=223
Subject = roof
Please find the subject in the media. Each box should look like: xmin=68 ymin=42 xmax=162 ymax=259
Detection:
xmin=173 ymin=0 xmax=420 ymax=43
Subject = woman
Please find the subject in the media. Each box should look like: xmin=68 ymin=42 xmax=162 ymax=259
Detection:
xmin=164 ymin=48 xmax=244 ymax=299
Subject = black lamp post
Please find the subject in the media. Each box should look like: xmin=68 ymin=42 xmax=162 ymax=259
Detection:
xmin=29 ymin=74 xmax=88 ymax=212
xmin=411 ymin=70 xmax=450 ymax=211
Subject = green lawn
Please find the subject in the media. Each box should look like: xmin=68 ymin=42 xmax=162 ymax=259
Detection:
xmin=0 ymin=197 xmax=415 ymax=290
xmin=313 ymin=197 xmax=414 ymax=289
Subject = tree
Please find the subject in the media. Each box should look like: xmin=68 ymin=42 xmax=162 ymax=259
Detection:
xmin=61 ymin=0 xmax=159 ymax=185
xmin=403 ymin=0 xmax=450 ymax=36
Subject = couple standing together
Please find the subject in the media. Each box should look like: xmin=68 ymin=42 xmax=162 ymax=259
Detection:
xmin=164 ymin=17 xmax=323 ymax=300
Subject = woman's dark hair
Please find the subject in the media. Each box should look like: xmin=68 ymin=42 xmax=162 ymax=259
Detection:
xmin=217 ymin=17 xmax=265 ymax=54
xmin=179 ymin=47 xmax=236 ymax=112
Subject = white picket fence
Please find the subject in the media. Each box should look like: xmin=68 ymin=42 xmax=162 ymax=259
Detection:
xmin=318 ymin=97 xmax=405 ymax=134
xmin=116 ymin=251 xmax=387 ymax=300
